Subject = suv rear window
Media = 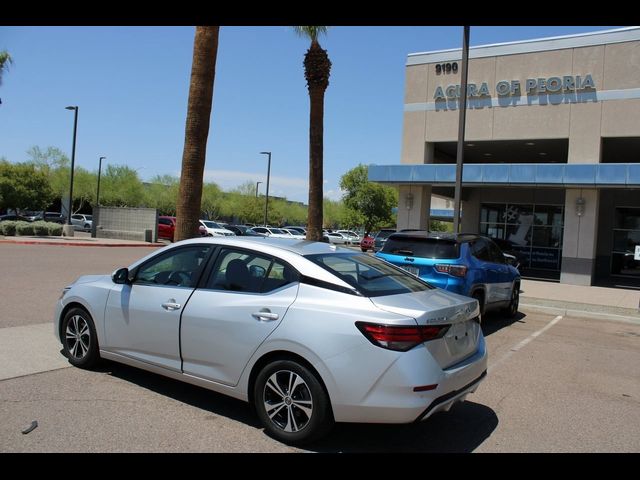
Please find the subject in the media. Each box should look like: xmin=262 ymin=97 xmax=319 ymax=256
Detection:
xmin=381 ymin=236 xmax=459 ymax=259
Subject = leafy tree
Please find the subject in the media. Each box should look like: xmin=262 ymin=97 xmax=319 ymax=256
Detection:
xmin=339 ymin=164 xmax=397 ymax=236
xmin=175 ymin=26 xmax=220 ymax=242
xmin=293 ymin=26 xmax=331 ymax=241
xmin=201 ymin=182 xmax=223 ymax=220
xmin=144 ymin=175 xmax=179 ymax=216
xmin=98 ymin=165 xmax=145 ymax=207
xmin=0 ymin=160 xmax=53 ymax=213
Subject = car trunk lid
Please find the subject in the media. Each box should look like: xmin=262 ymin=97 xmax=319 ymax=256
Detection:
xmin=370 ymin=290 xmax=481 ymax=369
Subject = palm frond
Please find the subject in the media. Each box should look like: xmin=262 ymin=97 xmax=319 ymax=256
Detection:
xmin=292 ymin=26 xmax=329 ymax=42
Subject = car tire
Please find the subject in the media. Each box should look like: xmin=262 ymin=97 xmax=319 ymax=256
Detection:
xmin=504 ymin=283 xmax=520 ymax=318
xmin=361 ymin=248 xmax=367 ymax=252
xmin=254 ymin=359 xmax=334 ymax=445
xmin=61 ymin=307 xmax=100 ymax=369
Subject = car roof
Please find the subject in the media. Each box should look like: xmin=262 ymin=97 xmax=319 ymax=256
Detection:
xmin=387 ymin=230 xmax=482 ymax=244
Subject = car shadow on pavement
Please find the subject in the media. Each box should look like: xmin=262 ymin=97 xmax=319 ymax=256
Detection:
xmin=94 ymin=360 xmax=262 ymax=428
xmin=481 ymin=311 xmax=527 ymax=337
xmin=304 ymin=401 xmax=498 ymax=453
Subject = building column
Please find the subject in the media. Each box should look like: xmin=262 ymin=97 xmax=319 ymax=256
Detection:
xmin=560 ymin=188 xmax=600 ymax=285
xmin=397 ymin=185 xmax=431 ymax=231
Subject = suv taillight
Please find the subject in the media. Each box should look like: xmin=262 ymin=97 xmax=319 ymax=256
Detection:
xmin=356 ymin=322 xmax=450 ymax=352
xmin=435 ymin=264 xmax=467 ymax=277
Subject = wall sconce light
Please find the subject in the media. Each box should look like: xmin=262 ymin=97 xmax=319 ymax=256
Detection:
xmin=575 ymin=197 xmax=586 ymax=217
xmin=405 ymin=192 xmax=414 ymax=210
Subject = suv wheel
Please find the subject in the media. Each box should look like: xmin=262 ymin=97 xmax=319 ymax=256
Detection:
xmin=504 ymin=283 xmax=520 ymax=318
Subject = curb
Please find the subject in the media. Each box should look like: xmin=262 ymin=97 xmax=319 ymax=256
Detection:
xmin=0 ymin=239 xmax=164 ymax=248
xmin=520 ymin=302 xmax=640 ymax=325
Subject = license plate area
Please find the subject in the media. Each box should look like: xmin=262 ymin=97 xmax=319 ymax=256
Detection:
xmin=400 ymin=265 xmax=419 ymax=276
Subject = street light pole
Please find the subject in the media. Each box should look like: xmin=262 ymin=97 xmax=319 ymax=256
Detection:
xmin=96 ymin=156 xmax=106 ymax=206
xmin=260 ymin=152 xmax=271 ymax=226
xmin=255 ymin=181 xmax=262 ymax=198
xmin=65 ymin=106 xmax=78 ymax=232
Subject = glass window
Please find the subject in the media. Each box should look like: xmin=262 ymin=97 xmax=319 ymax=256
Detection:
xmin=305 ymin=253 xmax=434 ymax=297
xmin=534 ymin=205 xmax=563 ymax=227
xmin=382 ymin=236 xmax=459 ymax=259
xmin=614 ymin=208 xmax=640 ymax=230
xmin=471 ymin=239 xmax=491 ymax=262
xmin=504 ymin=204 xmax=534 ymax=225
xmin=479 ymin=223 xmax=506 ymax=240
xmin=134 ymin=245 xmax=211 ymax=288
xmin=532 ymin=226 xmax=562 ymax=248
xmin=480 ymin=204 xmax=505 ymax=224
xmin=205 ymin=248 xmax=298 ymax=293
xmin=486 ymin=240 xmax=505 ymax=264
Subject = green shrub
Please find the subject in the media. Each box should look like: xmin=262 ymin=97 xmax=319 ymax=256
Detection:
xmin=48 ymin=222 xmax=63 ymax=236
xmin=16 ymin=221 xmax=35 ymax=236
xmin=0 ymin=221 xmax=17 ymax=236
xmin=32 ymin=221 xmax=50 ymax=236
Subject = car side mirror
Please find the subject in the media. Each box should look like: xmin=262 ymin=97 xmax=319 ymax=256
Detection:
xmin=503 ymin=253 xmax=520 ymax=270
xmin=112 ymin=267 xmax=131 ymax=285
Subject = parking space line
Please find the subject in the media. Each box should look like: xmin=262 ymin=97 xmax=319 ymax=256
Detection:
xmin=489 ymin=315 xmax=563 ymax=373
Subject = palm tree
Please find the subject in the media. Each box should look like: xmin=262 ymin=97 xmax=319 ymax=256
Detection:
xmin=175 ymin=27 xmax=220 ymax=242
xmin=0 ymin=50 xmax=12 ymax=85
xmin=293 ymin=26 xmax=331 ymax=241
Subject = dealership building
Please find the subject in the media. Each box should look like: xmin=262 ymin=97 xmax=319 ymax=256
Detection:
xmin=369 ymin=27 xmax=640 ymax=287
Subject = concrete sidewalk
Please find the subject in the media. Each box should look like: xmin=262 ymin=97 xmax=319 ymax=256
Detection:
xmin=0 ymin=235 xmax=165 ymax=248
xmin=520 ymin=279 xmax=640 ymax=323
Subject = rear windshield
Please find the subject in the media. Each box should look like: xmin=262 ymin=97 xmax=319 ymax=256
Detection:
xmin=376 ymin=230 xmax=395 ymax=239
xmin=381 ymin=236 xmax=459 ymax=259
xmin=305 ymin=252 xmax=434 ymax=297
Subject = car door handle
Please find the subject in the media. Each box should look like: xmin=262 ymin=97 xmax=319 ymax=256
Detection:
xmin=252 ymin=311 xmax=279 ymax=321
xmin=161 ymin=301 xmax=181 ymax=311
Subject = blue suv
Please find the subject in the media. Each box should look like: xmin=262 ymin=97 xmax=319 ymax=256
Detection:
xmin=375 ymin=231 xmax=520 ymax=318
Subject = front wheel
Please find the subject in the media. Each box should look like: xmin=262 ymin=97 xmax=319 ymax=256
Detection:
xmin=61 ymin=307 xmax=100 ymax=369
xmin=254 ymin=360 xmax=334 ymax=445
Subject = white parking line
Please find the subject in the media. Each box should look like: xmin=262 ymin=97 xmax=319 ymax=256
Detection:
xmin=0 ymin=323 xmax=71 ymax=381
xmin=489 ymin=315 xmax=563 ymax=373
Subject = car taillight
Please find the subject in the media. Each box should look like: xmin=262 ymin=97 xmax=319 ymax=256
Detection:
xmin=356 ymin=322 xmax=450 ymax=352
xmin=434 ymin=264 xmax=467 ymax=277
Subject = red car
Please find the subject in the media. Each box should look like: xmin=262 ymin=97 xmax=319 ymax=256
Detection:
xmin=158 ymin=216 xmax=207 ymax=241
xmin=158 ymin=216 xmax=176 ymax=241
xmin=360 ymin=234 xmax=374 ymax=252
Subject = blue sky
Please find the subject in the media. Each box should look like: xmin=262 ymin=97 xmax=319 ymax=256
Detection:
xmin=0 ymin=26 xmax=623 ymax=203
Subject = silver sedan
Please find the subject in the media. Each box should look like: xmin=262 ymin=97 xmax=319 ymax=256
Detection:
xmin=54 ymin=237 xmax=487 ymax=445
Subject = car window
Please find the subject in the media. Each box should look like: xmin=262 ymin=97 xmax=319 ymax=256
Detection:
xmin=487 ymin=239 xmax=506 ymax=264
xmin=470 ymin=239 xmax=492 ymax=262
xmin=134 ymin=245 xmax=212 ymax=288
xmin=381 ymin=237 xmax=459 ymax=259
xmin=205 ymin=248 xmax=298 ymax=293
xmin=306 ymin=253 xmax=434 ymax=297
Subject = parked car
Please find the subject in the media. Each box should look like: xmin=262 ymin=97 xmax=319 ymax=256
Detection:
xmin=360 ymin=234 xmax=375 ymax=252
xmin=336 ymin=230 xmax=360 ymax=243
xmin=71 ymin=214 xmax=93 ymax=232
xmin=225 ymin=225 xmax=265 ymax=236
xmin=54 ymin=237 xmax=486 ymax=445
xmin=199 ymin=220 xmax=235 ymax=237
xmin=31 ymin=212 xmax=66 ymax=224
xmin=250 ymin=227 xmax=291 ymax=238
xmin=281 ymin=228 xmax=306 ymax=239
xmin=373 ymin=228 xmax=397 ymax=252
xmin=325 ymin=232 xmax=351 ymax=245
xmin=375 ymin=231 xmax=521 ymax=319
xmin=158 ymin=216 xmax=176 ymax=242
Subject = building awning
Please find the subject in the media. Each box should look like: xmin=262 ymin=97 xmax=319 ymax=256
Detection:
xmin=369 ymin=163 xmax=640 ymax=188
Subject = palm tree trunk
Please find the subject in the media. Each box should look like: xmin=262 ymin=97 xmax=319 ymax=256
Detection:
xmin=307 ymin=86 xmax=325 ymax=241
xmin=175 ymin=26 xmax=219 ymax=242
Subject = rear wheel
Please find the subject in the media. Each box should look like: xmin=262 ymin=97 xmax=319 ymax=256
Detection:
xmin=504 ymin=283 xmax=520 ymax=318
xmin=254 ymin=360 xmax=334 ymax=445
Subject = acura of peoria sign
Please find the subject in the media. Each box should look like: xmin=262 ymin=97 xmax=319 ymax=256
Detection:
xmin=433 ymin=74 xmax=595 ymax=100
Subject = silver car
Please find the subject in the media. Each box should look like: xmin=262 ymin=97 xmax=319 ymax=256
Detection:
xmin=54 ymin=237 xmax=487 ymax=445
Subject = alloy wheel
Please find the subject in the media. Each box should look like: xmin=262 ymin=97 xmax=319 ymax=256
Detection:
xmin=263 ymin=370 xmax=314 ymax=433
xmin=65 ymin=314 xmax=91 ymax=360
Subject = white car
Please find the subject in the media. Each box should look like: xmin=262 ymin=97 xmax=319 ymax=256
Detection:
xmin=250 ymin=227 xmax=292 ymax=239
xmin=71 ymin=214 xmax=93 ymax=231
xmin=199 ymin=220 xmax=235 ymax=237
xmin=281 ymin=228 xmax=306 ymax=239
xmin=336 ymin=230 xmax=360 ymax=243
xmin=325 ymin=232 xmax=351 ymax=245
xmin=54 ymin=237 xmax=486 ymax=445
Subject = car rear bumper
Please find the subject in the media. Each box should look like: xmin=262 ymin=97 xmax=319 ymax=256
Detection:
xmin=330 ymin=335 xmax=488 ymax=424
